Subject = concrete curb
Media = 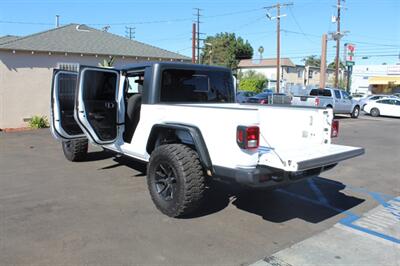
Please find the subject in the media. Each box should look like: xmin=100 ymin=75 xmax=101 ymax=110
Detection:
xmin=251 ymin=197 xmax=400 ymax=266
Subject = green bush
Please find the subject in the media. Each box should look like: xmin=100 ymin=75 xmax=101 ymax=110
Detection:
xmin=29 ymin=115 xmax=49 ymax=129
xmin=239 ymin=78 xmax=266 ymax=93
xmin=238 ymin=70 xmax=267 ymax=93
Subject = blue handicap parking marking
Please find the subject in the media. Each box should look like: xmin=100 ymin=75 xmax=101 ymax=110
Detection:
xmin=315 ymin=179 xmax=400 ymax=244
xmin=333 ymin=184 xmax=400 ymax=244
xmin=339 ymin=197 xmax=400 ymax=244
xmin=280 ymin=177 xmax=400 ymax=244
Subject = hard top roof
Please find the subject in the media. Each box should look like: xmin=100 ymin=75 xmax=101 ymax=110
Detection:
xmin=120 ymin=62 xmax=231 ymax=72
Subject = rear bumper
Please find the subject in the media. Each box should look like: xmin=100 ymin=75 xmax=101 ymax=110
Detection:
xmin=213 ymin=164 xmax=336 ymax=188
xmin=213 ymin=147 xmax=365 ymax=188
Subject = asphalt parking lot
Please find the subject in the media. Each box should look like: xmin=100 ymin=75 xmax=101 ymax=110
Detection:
xmin=1 ymin=114 xmax=399 ymax=265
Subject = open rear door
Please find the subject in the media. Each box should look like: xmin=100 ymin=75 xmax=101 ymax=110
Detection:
xmin=75 ymin=67 xmax=121 ymax=145
xmin=50 ymin=70 xmax=86 ymax=140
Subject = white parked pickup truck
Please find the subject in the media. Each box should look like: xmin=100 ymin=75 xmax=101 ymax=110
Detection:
xmin=292 ymin=88 xmax=361 ymax=118
xmin=51 ymin=63 xmax=364 ymax=217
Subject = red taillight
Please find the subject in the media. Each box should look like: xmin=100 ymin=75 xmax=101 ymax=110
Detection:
xmin=331 ymin=120 xmax=339 ymax=138
xmin=237 ymin=126 xmax=260 ymax=149
xmin=315 ymin=97 xmax=320 ymax=106
xmin=260 ymin=99 xmax=268 ymax=104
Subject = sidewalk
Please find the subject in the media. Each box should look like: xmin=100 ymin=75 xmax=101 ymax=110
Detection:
xmin=251 ymin=197 xmax=400 ymax=266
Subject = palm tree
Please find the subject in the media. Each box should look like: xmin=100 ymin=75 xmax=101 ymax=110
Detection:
xmin=258 ymin=46 xmax=264 ymax=60
xmin=98 ymin=56 xmax=115 ymax=68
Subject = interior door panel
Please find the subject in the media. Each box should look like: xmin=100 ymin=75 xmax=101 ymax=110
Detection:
xmin=84 ymin=100 xmax=117 ymax=141
xmin=51 ymin=70 xmax=85 ymax=140
xmin=76 ymin=67 xmax=120 ymax=144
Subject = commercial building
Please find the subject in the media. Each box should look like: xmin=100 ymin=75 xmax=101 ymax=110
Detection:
xmin=0 ymin=24 xmax=190 ymax=129
xmin=351 ymin=64 xmax=400 ymax=95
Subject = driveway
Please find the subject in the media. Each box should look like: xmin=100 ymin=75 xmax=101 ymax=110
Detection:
xmin=0 ymin=115 xmax=399 ymax=265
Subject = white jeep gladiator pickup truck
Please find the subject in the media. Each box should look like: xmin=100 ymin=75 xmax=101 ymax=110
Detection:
xmin=291 ymin=88 xmax=361 ymax=118
xmin=51 ymin=63 xmax=364 ymax=217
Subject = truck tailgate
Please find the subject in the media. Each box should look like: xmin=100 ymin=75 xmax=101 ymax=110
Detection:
xmin=256 ymin=106 xmax=364 ymax=171
xmin=258 ymin=144 xmax=364 ymax=171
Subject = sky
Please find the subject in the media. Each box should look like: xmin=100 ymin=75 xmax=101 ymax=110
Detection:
xmin=1 ymin=0 xmax=399 ymax=65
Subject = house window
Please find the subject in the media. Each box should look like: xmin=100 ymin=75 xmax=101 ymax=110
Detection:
xmin=297 ymin=69 xmax=303 ymax=78
xmin=57 ymin=62 xmax=79 ymax=72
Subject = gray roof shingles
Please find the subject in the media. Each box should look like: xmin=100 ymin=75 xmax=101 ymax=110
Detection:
xmin=0 ymin=24 xmax=189 ymax=60
xmin=0 ymin=35 xmax=20 ymax=44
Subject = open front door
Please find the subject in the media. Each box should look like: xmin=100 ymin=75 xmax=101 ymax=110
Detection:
xmin=75 ymin=67 xmax=121 ymax=145
xmin=50 ymin=70 xmax=86 ymax=140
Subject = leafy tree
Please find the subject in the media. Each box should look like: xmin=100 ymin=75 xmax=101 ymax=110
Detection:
xmin=328 ymin=59 xmax=345 ymax=70
xmin=328 ymin=76 xmax=347 ymax=89
xmin=201 ymin=32 xmax=253 ymax=69
xmin=239 ymin=70 xmax=267 ymax=93
xmin=302 ymin=55 xmax=321 ymax=67
xmin=242 ymin=70 xmax=266 ymax=80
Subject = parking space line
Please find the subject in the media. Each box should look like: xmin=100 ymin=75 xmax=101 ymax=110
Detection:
xmin=277 ymin=178 xmax=400 ymax=245
xmin=307 ymin=179 xmax=329 ymax=205
xmin=276 ymin=188 xmax=354 ymax=215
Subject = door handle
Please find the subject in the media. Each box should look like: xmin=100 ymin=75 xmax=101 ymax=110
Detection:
xmin=89 ymin=112 xmax=105 ymax=120
xmin=105 ymin=102 xmax=115 ymax=109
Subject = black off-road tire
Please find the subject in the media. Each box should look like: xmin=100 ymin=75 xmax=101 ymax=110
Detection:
xmin=62 ymin=139 xmax=88 ymax=162
xmin=147 ymin=144 xmax=205 ymax=218
xmin=370 ymin=108 xmax=380 ymax=117
xmin=351 ymin=106 xmax=360 ymax=118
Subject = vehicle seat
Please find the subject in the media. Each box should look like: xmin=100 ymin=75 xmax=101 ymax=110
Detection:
xmin=123 ymin=93 xmax=142 ymax=143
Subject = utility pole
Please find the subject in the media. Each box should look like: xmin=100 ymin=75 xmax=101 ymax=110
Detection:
xmin=319 ymin=34 xmax=328 ymax=89
xmin=193 ymin=8 xmax=203 ymax=64
xmin=334 ymin=0 xmax=341 ymax=87
xmin=125 ymin=26 xmax=135 ymax=40
xmin=265 ymin=2 xmax=293 ymax=93
xmin=192 ymin=23 xmax=196 ymax=63
xmin=330 ymin=0 xmax=348 ymax=88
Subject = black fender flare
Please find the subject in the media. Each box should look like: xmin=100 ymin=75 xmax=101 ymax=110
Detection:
xmin=146 ymin=123 xmax=213 ymax=173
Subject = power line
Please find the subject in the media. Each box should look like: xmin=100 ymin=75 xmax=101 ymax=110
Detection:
xmin=287 ymin=6 xmax=314 ymax=43
xmin=343 ymin=40 xmax=400 ymax=48
xmin=202 ymin=8 xmax=264 ymax=19
xmin=0 ymin=8 xmax=264 ymax=27
xmin=281 ymin=29 xmax=320 ymax=38
xmin=0 ymin=20 xmax=52 ymax=25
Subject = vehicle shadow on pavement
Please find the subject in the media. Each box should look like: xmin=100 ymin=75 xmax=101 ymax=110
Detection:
xmin=98 ymin=155 xmax=147 ymax=177
xmin=189 ymin=177 xmax=365 ymax=223
xmin=83 ymin=150 xmax=115 ymax=162
xmin=334 ymin=115 xmax=351 ymax=120
xmin=93 ymin=153 xmax=365 ymax=222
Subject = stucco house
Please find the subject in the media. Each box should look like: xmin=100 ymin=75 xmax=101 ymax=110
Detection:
xmin=0 ymin=24 xmax=190 ymax=129
xmin=238 ymin=58 xmax=337 ymax=91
